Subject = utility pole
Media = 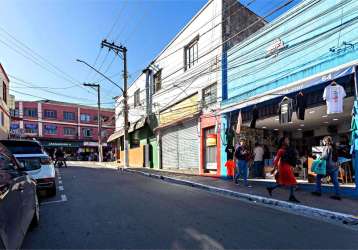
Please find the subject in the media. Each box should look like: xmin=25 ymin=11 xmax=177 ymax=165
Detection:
xmin=83 ymin=83 xmax=103 ymax=162
xmin=101 ymin=39 xmax=129 ymax=168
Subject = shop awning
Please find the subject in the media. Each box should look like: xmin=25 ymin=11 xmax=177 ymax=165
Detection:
xmin=221 ymin=62 xmax=357 ymax=114
xmin=107 ymin=117 xmax=147 ymax=143
xmin=107 ymin=129 xmax=123 ymax=143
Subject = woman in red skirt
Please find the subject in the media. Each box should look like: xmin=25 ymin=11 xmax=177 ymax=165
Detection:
xmin=267 ymin=136 xmax=300 ymax=203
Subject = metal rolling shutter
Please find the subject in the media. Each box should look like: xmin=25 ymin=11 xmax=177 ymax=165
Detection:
xmin=161 ymin=119 xmax=199 ymax=170
xmin=178 ymin=119 xmax=199 ymax=169
xmin=161 ymin=126 xmax=179 ymax=169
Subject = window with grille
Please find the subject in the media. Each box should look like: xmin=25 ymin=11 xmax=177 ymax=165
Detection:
xmin=184 ymin=36 xmax=199 ymax=71
xmin=153 ymin=70 xmax=162 ymax=93
xmin=44 ymin=124 xmax=57 ymax=135
xmin=82 ymin=128 xmax=92 ymax=137
xmin=63 ymin=111 xmax=75 ymax=121
xmin=24 ymin=108 xmax=37 ymax=117
xmin=202 ymin=83 xmax=217 ymax=106
xmin=80 ymin=113 xmax=90 ymax=122
xmin=64 ymin=127 xmax=76 ymax=136
xmin=25 ymin=124 xmax=38 ymax=134
xmin=44 ymin=110 xmax=57 ymax=119
xmin=134 ymin=89 xmax=140 ymax=107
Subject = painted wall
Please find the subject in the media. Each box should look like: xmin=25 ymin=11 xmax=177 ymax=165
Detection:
xmin=0 ymin=64 xmax=10 ymax=139
xmin=223 ymin=0 xmax=358 ymax=107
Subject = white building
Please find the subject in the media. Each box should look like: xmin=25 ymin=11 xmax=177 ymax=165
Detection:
xmin=109 ymin=0 xmax=265 ymax=172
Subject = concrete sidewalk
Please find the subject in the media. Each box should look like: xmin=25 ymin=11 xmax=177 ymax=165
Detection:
xmin=125 ymin=167 xmax=358 ymax=227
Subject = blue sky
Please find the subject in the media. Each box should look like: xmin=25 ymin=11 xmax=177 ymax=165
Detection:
xmin=0 ymin=0 xmax=301 ymax=108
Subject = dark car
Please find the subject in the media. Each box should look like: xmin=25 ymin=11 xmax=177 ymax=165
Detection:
xmin=0 ymin=142 xmax=39 ymax=249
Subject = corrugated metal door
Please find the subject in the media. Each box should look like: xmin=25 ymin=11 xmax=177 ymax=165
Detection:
xmin=161 ymin=126 xmax=179 ymax=169
xmin=161 ymin=119 xmax=199 ymax=170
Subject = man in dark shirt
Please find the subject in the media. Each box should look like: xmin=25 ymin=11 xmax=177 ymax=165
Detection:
xmin=55 ymin=147 xmax=67 ymax=167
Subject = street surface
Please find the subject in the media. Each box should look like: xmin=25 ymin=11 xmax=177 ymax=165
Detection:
xmin=23 ymin=165 xmax=358 ymax=249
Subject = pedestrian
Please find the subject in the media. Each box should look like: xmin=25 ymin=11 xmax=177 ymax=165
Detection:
xmin=312 ymin=136 xmax=341 ymax=200
xmin=266 ymin=136 xmax=300 ymax=203
xmin=253 ymin=143 xmax=264 ymax=178
xmin=234 ymin=138 xmax=252 ymax=187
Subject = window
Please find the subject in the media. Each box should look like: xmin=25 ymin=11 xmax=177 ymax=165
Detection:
xmin=44 ymin=124 xmax=57 ymax=135
xmin=82 ymin=128 xmax=92 ymax=137
xmin=24 ymin=123 xmax=38 ymax=134
xmin=10 ymin=109 xmax=19 ymax=117
xmin=44 ymin=109 xmax=57 ymax=119
xmin=2 ymin=82 xmax=7 ymax=104
xmin=0 ymin=154 xmax=14 ymax=171
xmin=184 ymin=37 xmax=199 ymax=71
xmin=202 ymin=83 xmax=217 ymax=106
xmin=153 ymin=70 xmax=162 ymax=93
xmin=63 ymin=111 xmax=75 ymax=121
xmin=134 ymin=89 xmax=140 ymax=107
xmin=64 ymin=127 xmax=76 ymax=136
xmin=80 ymin=113 xmax=90 ymax=122
xmin=24 ymin=108 xmax=37 ymax=117
xmin=1 ymin=112 xmax=4 ymax=127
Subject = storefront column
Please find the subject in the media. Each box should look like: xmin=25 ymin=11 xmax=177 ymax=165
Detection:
xmin=220 ymin=113 xmax=228 ymax=178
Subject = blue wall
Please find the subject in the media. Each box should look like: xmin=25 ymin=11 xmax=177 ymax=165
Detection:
xmin=222 ymin=0 xmax=358 ymax=107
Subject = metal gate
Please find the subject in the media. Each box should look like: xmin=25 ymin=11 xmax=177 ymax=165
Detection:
xmin=161 ymin=119 xmax=199 ymax=170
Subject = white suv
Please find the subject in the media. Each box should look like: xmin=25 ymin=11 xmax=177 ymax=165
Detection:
xmin=1 ymin=139 xmax=56 ymax=196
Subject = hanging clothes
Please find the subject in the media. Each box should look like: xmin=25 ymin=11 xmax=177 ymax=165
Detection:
xmin=278 ymin=97 xmax=294 ymax=124
xmin=295 ymin=92 xmax=307 ymax=120
xmin=323 ymin=82 xmax=346 ymax=114
xmin=236 ymin=111 xmax=242 ymax=134
xmin=225 ymin=144 xmax=235 ymax=160
xmin=250 ymin=106 xmax=259 ymax=128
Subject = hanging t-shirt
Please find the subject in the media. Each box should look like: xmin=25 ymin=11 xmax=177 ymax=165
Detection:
xmin=225 ymin=144 xmax=235 ymax=160
xmin=278 ymin=97 xmax=294 ymax=124
xmin=250 ymin=106 xmax=259 ymax=129
xmin=295 ymin=92 xmax=307 ymax=120
xmin=323 ymin=84 xmax=346 ymax=114
xmin=236 ymin=111 xmax=242 ymax=134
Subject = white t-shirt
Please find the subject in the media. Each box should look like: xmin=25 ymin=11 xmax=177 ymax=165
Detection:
xmin=323 ymin=84 xmax=346 ymax=114
xmin=253 ymin=146 xmax=264 ymax=162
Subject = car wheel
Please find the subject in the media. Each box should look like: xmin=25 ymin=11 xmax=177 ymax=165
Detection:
xmin=30 ymin=193 xmax=40 ymax=228
xmin=49 ymin=183 xmax=57 ymax=197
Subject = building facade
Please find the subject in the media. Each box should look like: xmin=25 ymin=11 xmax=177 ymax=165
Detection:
xmin=0 ymin=64 xmax=11 ymax=139
xmin=11 ymin=100 xmax=115 ymax=159
xmin=109 ymin=0 xmax=264 ymax=172
xmin=220 ymin=0 xmax=358 ymax=194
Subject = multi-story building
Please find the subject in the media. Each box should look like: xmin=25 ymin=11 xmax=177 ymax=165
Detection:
xmin=0 ymin=64 xmax=11 ymax=139
xmin=10 ymin=100 xmax=115 ymax=158
xmin=108 ymin=0 xmax=265 ymax=172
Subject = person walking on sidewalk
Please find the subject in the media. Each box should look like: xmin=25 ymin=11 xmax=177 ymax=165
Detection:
xmin=253 ymin=143 xmax=264 ymax=178
xmin=234 ymin=138 xmax=252 ymax=187
xmin=312 ymin=136 xmax=341 ymax=200
xmin=267 ymin=137 xmax=300 ymax=203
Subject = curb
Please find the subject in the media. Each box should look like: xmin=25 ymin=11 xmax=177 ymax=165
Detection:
xmin=125 ymin=168 xmax=358 ymax=228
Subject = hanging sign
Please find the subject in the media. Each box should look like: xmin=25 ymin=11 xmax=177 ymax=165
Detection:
xmin=266 ymin=38 xmax=285 ymax=56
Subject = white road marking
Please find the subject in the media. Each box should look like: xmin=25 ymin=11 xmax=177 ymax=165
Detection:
xmin=41 ymin=194 xmax=67 ymax=205
xmin=59 ymin=186 xmax=64 ymax=191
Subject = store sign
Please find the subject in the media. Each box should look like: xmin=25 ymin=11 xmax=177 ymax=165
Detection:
xmin=206 ymin=134 xmax=217 ymax=147
xmin=266 ymin=38 xmax=285 ymax=56
xmin=83 ymin=141 xmax=108 ymax=147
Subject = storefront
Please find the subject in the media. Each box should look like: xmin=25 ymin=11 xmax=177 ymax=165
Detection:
xmin=200 ymin=114 xmax=221 ymax=176
xmin=220 ymin=0 xmax=358 ymax=195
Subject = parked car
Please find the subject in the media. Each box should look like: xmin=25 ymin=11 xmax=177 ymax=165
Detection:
xmin=0 ymin=140 xmax=56 ymax=196
xmin=0 ymin=142 xmax=39 ymax=249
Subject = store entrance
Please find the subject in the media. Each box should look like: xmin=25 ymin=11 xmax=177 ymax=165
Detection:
xmin=204 ymin=127 xmax=217 ymax=173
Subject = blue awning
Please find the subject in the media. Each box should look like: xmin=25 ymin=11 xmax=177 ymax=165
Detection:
xmin=221 ymin=64 xmax=356 ymax=114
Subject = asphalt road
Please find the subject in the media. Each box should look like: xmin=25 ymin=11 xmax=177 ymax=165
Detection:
xmin=23 ymin=165 xmax=358 ymax=249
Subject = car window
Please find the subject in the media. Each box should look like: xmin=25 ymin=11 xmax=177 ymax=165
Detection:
xmin=0 ymin=141 xmax=43 ymax=154
xmin=0 ymin=154 xmax=15 ymax=171
xmin=17 ymin=158 xmax=41 ymax=171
